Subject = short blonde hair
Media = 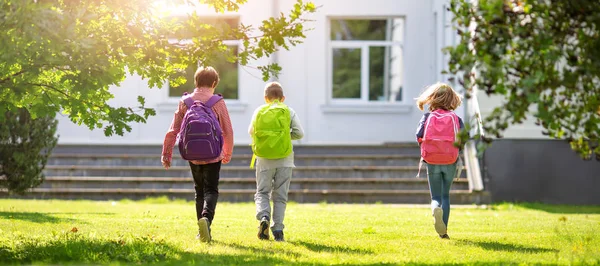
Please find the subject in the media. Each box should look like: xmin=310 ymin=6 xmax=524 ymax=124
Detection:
xmin=264 ymin=82 xmax=284 ymax=101
xmin=415 ymin=82 xmax=462 ymax=111
xmin=194 ymin=66 xmax=220 ymax=88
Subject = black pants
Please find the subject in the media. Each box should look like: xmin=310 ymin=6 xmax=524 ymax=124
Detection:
xmin=189 ymin=161 xmax=221 ymax=223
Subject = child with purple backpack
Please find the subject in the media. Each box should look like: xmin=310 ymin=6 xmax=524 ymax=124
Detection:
xmin=415 ymin=82 xmax=465 ymax=239
xmin=161 ymin=66 xmax=234 ymax=242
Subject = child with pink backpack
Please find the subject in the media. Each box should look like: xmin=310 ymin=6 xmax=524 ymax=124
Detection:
xmin=415 ymin=82 xmax=465 ymax=239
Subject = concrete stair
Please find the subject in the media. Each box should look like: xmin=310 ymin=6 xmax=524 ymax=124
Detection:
xmin=4 ymin=144 xmax=489 ymax=203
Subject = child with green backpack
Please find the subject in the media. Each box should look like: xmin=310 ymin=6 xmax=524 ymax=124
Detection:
xmin=248 ymin=82 xmax=304 ymax=242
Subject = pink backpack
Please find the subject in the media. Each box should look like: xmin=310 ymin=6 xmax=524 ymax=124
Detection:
xmin=420 ymin=110 xmax=460 ymax=165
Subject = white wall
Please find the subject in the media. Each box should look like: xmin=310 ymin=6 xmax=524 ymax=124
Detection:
xmin=56 ymin=0 xmax=479 ymax=145
xmin=478 ymin=94 xmax=546 ymax=139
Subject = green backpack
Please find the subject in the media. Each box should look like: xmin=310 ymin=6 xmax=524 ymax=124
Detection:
xmin=250 ymin=101 xmax=292 ymax=168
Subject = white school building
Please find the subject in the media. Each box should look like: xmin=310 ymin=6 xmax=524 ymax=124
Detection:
xmin=45 ymin=0 xmax=600 ymax=205
xmin=55 ymin=0 xmax=543 ymax=146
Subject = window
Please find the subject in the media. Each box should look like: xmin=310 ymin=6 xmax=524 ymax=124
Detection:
xmin=330 ymin=18 xmax=404 ymax=102
xmin=168 ymin=17 xmax=240 ymax=100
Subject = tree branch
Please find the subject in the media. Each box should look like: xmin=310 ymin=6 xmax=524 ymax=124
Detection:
xmin=27 ymin=83 xmax=146 ymax=117
xmin=27 ymin=83 xmax=70 ymax=98
xmin=0 ymin=70 xmax=26 ymax=84
xmin=245 ymin=21 xmax=312 ymax=40
xmin=0 ymin=64 xmax=73 ymax=85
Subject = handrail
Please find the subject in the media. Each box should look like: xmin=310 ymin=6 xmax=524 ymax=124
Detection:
xmin=463 ymin=0 xmax=485 ymax=192
xmin=463 ymin=87 xmax=485 ymax=192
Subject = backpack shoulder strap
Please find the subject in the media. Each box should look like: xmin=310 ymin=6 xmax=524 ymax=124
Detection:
xmin=422 ymin=112 xmax=434 ymax=140
xmin=182 ymin=95 xmax=195 ymax=108
xmin=451 ymin=111 xmax=460 ymax=132
xmin=205 ymin=94 xmax=223 ymax=108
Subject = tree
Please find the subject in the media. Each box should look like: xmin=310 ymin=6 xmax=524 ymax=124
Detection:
xmin=446 ymin=0 xmax=600 ymax=160
xmin=0 ymin=108 xmax=58 ymax=194
xmin=0 ymin=0 xmax=317 ymax=136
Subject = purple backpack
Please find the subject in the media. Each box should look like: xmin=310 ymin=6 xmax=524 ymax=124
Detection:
xmin=177 ymin=93 xmax=224 ymax=161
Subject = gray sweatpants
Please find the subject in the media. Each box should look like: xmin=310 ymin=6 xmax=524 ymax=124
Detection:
xmin=254 ymin=167 xmax=292 ymax=231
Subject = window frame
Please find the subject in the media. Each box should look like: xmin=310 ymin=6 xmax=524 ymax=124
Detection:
xmin=327 ymin=17 xmax=406 ymax=105
xmin=166 ymin=15 xmax=242 ymax=102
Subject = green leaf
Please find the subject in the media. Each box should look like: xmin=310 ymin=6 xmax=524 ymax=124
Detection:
xmin=137 ymin=96 xmax=146 ymax=106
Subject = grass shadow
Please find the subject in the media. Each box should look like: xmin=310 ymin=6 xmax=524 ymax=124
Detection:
xmin=0 ymin=234 xmax=327 ymax=266
xmin=516 ymin=203 xmax=600 ymax=214
xmin=291 ymin=240 xmax=374 ymax=255
xmin=52 ymin=212 xmax=116 ymax=216
xmin=0 ymin=212 xmax=78 ymax=224
xmin=213 ymin=240 xmax=303 ymax=257
xmin=457 ymin=239 xmax=559 ymax=254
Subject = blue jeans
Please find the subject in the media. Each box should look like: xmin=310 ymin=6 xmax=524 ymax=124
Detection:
xmin=426 ymin=163 xmax=457 ymax=226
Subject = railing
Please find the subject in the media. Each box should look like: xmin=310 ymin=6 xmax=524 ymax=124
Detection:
xmin=463 ymin=87 xmax=485 ymax=192
xmin=458 ymin=0 xmax=485 ymax=192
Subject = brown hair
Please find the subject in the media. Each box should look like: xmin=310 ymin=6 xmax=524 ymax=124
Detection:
xmin=194 ymin=66 xmax=220 ymax=88
xmin=264 ymin=82 xmax=284 ymax=101
xmin=415 ymin=82 xmax=462 ymax=111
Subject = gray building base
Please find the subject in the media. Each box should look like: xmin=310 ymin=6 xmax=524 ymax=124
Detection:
xmin=483 ymin=139 xmax=600 ymax=205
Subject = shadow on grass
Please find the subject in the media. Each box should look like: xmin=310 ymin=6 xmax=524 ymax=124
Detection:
xmin=52 ymin=212 xmax=115 ymax=216
xmin=290 ymin=240 xmax=374 ymax=255
xmin=517 ymin=203 xmax=600 ymax=214
xmin=0 ymin=234 xmax=324 ymax=266
xmin=457 ymin=239 xmax=558 ymax=254
xmin=0 ymin=212 xmax=78 ymax=224
xmin=0 ymin=234 xmax=569 ymax=266
xmin=213 ymin=240 xmax=303 ymax=257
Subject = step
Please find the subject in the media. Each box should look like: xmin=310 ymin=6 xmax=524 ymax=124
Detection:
xmin=44 ymin=165 xmax=466 ymax=178
xmin=38 ymin=144 xmax=480 ymax=203
xmin=50 ymin=144 xmax=421 ymax=156
xmin=0 ymin=188 xmax=490 ymax=204
xmin=46 ymin=154 xmax=423 ymax=167
xmin=37 ymin=176 xmax=470 ymax=191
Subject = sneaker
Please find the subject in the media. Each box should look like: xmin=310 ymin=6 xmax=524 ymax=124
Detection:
xmin=439 ymin=234 xmax=450 ymax=239
xmin=196 ymin=225 xmax=211 ymax=239
xmin=258 ymin=216 xmax=269 ymax=240
xmin=195 ymin=225 xmax=212 ymax=240
xmin=433 ymin=207 xmax=447 ymax=236
xmin=273 ymin=230 xmax=284 ymax=242
xmin=197 ymin=217 xmax=211 ymax=242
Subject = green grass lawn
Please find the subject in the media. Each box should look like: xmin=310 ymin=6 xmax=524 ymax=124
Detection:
xmin=0 ymin=198 xmax=599 ymax=265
